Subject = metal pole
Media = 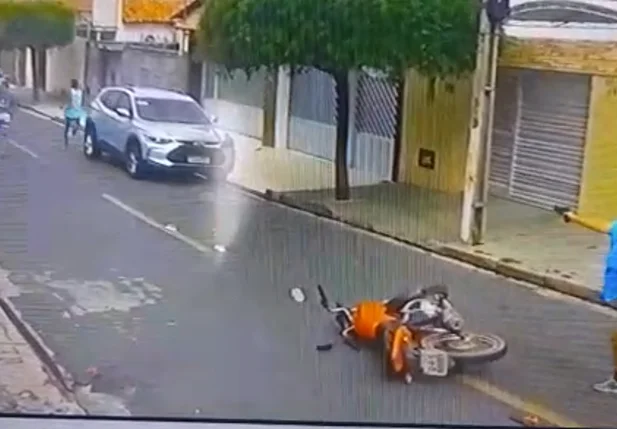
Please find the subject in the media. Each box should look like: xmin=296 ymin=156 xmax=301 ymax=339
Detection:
xmin=459 ymin=6 xmax=492 ymax=244
xmin=83 ymin=20 xmax=92 ymax=100
xmin=476 ymin=25 xmax=501 ymax=242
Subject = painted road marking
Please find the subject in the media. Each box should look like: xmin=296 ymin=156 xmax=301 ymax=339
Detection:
xmin=102 ymin=193 xmax=212 ymax=254
xmin=461 ymin=375 xmax=582 ymax=427
xmin=6 ymin=139 xmax=40 ymax=159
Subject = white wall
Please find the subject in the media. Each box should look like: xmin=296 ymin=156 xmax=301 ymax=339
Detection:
xmin=92 ymin=0 xmax=177 ymax=44
xmin=117 ymin=24 xmax=177 ymax=44
xmin=45 ymin=39 xmax=87 ymax=94
xmin=204 ymin=98 xmax=264 ymax=139
xmin=92 ymin=0 xmax=120 ymax=28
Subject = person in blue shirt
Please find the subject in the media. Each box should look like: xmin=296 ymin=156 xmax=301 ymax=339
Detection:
xmin=63 ymin=79 xmax=84 ymax=148
xmin=556 ymin=206 xmax=617 ymax=394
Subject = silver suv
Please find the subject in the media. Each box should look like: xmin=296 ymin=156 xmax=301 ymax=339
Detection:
xmin=83 ymin=86 xmax=235 ymax=180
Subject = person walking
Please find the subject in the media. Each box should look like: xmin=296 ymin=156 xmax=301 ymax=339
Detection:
xmin=0 ymin=79 xmax=16 ymax=158
xmin=555 ymin=206 xmax=617 ymax=394
xmin=63 ymin=79 xmax=84 ymax=148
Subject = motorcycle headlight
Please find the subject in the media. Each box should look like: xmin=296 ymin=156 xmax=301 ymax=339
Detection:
xmin=419 ymin=300 xmax=439 ymax=318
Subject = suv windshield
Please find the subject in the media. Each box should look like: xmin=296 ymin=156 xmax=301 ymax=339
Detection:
xmin=135 ymin=97 xmax=211 ymax=125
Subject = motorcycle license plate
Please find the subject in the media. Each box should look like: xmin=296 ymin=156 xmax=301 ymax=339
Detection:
xmin=419 ymin=349 xmax=449 ymax=377
xmin=188 ymin=156 xmax=210 ymax=164
xmin=0 ymin=112 xmax=11 ymax=123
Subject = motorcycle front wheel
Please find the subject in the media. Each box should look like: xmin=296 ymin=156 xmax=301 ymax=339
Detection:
xmin=420 ymin=332 xmax=507 ymax=365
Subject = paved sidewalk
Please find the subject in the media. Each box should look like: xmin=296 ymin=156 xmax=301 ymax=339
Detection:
xmin=0 ymin=270 xmax=83 ymax=414
xmin=17 ymin=95 xmax=609 ymax=308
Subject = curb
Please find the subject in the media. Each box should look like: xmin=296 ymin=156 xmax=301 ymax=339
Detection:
xmin=19 ymin=103 xmax=63 ymax=124
xmin=0 ymin=297 xmax=79 ymax=399
xmin=229 ymin=181 xmax=616 ymax=311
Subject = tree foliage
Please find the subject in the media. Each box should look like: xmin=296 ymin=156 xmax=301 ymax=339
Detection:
xmin=198 ymin=0 xmax=479 ymax=79
xmin=198 ymin=0 xmax=479 ymax=199
xmin=0 ymin=0 xmax=75 ymax=49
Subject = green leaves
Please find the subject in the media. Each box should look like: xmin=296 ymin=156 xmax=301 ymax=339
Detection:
xmin=0 ymin=0 xmax=75 ymax=49
xmin=198 ymin=0 xmax=479 ymax=79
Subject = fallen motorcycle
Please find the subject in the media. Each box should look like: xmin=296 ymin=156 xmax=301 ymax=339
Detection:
xmin=317 ymin=284 xmax=507 ymax=384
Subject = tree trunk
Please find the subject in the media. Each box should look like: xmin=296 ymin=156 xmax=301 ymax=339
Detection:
xmin=262 ymin=69 xmax=278 ymax=148
xmin=333 ymin=70 xmax=350 ymax=201
xmin=30 ymin=46 xmax=39 ymax=103
xmin=391 ymin=74 xmax=405 ymax=182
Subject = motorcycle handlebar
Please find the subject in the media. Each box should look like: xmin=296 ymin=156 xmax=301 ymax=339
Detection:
xmin=317 ymin=285 xmax=330 ymax=310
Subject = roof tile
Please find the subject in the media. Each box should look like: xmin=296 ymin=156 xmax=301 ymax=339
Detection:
xmin=123 ymin=0 xmax=188 ymax=23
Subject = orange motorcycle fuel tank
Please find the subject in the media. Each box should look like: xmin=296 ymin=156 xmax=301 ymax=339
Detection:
xmin=352 ymin=301 xmax=396 ymax=341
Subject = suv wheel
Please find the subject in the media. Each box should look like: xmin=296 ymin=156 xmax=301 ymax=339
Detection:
xmin=83 ymin=129 xmax=101 ymax=160
xmin=126 ymin=142 xmax=145 ymax=180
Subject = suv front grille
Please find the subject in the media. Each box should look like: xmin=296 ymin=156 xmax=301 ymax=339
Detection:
xmin=177 ymin=140 xmax=219 ymax=147
xmin=167 ymin=145 xmax=226 ymax=166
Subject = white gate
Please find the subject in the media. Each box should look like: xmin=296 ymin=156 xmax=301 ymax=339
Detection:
xmin=352 ymin=71 xmax=398 ymax=180
xmin=288 ymin=68 xmax=336 ymax=160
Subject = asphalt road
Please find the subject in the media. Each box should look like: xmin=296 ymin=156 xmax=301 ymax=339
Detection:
xmin=0 ymin=109 xmax=616 ymax=426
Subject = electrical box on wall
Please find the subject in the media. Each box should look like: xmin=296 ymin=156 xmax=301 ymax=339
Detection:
xmin=418 ymin=148 xmax=436 ymax=170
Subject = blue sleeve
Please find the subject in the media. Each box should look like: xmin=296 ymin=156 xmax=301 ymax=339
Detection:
xmin=609 ymin=221 xmax=617 ymax=238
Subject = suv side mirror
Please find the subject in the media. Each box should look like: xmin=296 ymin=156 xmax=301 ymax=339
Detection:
xmin=116 ymin=107 xmax=132 ymax=118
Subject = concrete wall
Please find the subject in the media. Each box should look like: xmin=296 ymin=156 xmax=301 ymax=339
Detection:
xmin=92 ymin=0 xmax=119 ymax=27
xmin=500 ymin=38 xmax=617 ymax=76
xmin=397 ymin=70 xmax=473 ymax=194
xmin=45 ymin=39 xmax=87 ymax=95
xmin=0 ymin=50 xmax=17 ymax=78
xmin=117 ymin=24 xmax=177 ymax=45
xmin=578 ymin=76 xmax=617 ymax=219
xmin=85 ymin=45 xmax=188 ymax=95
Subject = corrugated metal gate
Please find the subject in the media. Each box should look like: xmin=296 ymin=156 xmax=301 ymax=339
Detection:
xmin=489 ymin=68 xmax=519 ymax=197
xmin=353 ymin=71 xmax=398 ymax=179
xmin=288 ymin=68 xmax=337 ymax=160
xmin=510 ymin=70 xmax=590 ymax=210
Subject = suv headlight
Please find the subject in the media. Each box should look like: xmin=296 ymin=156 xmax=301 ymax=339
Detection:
xmin=144 ymin=134 xmax=174 ymax=145
xmin=222 ymin=134 xmax=234 ymax=149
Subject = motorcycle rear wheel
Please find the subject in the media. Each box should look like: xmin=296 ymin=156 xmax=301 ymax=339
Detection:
xmin=420 ymin=332 xmax=507 ymax=364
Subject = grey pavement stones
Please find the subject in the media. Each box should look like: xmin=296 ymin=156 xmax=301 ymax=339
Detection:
xmin=0 ymin=269 xmax=83 ymax=415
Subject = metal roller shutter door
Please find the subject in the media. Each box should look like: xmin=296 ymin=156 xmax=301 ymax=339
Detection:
xmin=489 ymin=68 xmax=519 ymax=197
xmin=510 ymin=71 xmax=590 ymax=210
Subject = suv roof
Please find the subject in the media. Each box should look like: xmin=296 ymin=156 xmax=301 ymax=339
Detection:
xmin=103 ymin=86 xmax=191 ymax=101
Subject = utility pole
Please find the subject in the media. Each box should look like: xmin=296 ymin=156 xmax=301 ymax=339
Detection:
xmin=82 ymin=19 xmax=92 ymax=101
xmin=460 ymin=0 xmax=510 ymax=245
